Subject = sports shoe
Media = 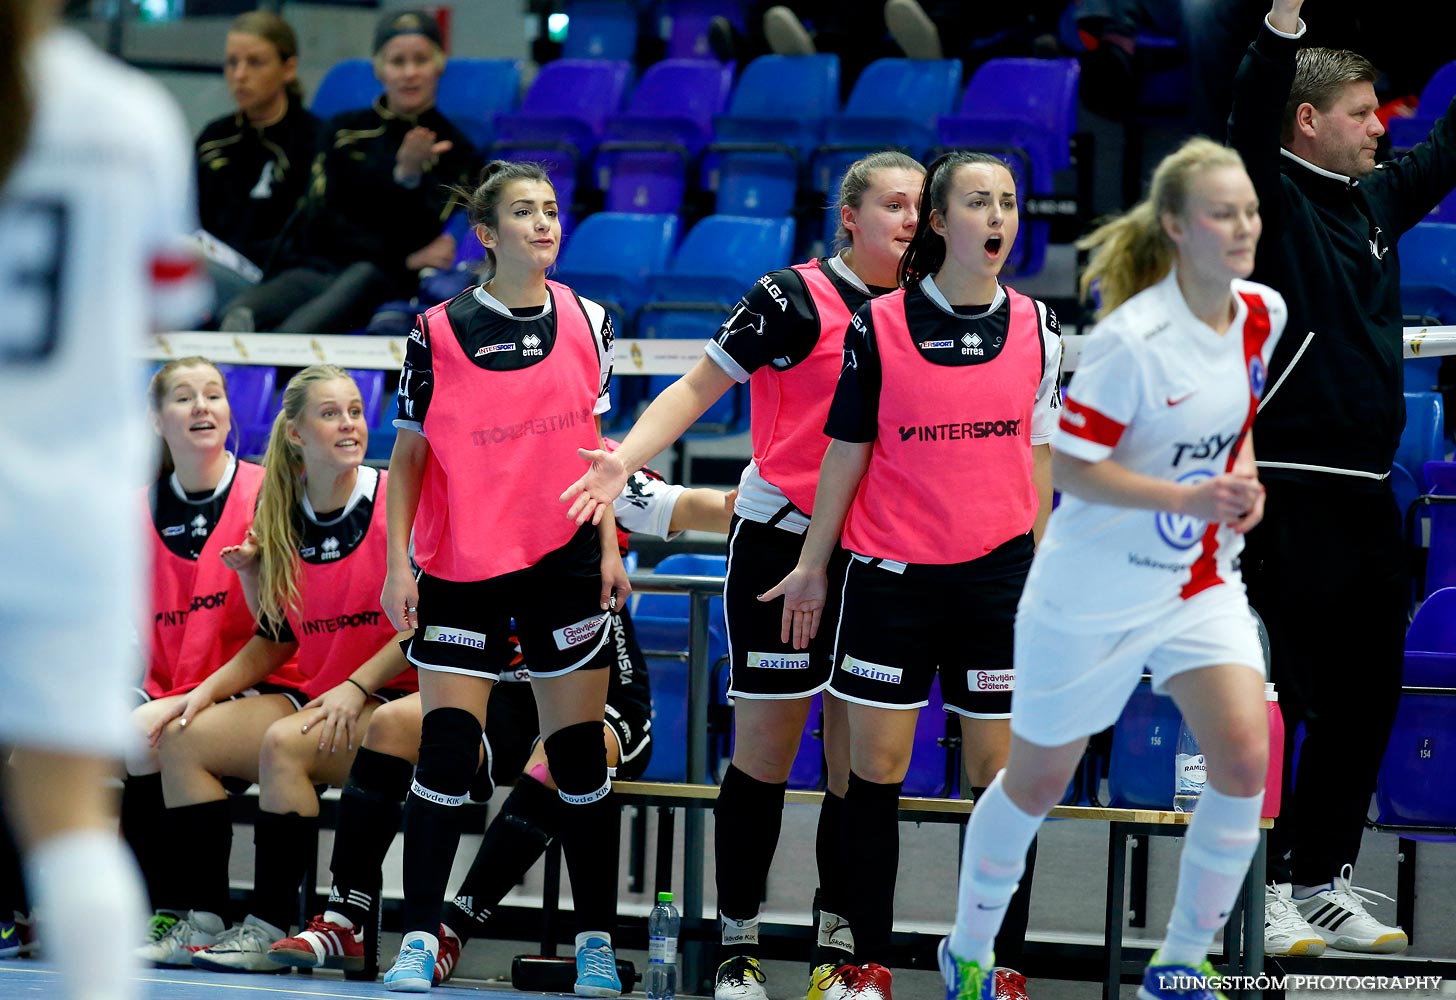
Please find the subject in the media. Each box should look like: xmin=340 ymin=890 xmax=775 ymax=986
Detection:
xmin=136 ymin=909 xmax=225 ymax=967
xmin=938 ymin=938 xmax=995 ymax=1000
xmin=1136 ymin=953 xmax=1225 ymax=1000
xmin=269 ymin=912 xmax=366 ymax=971
xmin=809 ymin=963 xmax=859 ymax=1000
xmin=1264 ymin=884 xmax=1325 ymax=957
xmin=575 ymin=934 xmax=622 ymax=997
xmin=762 ymin=6 xmax=815 ymax=55
xmin=716 ymin=955 xmax=769 ymax=1000
xmin=191 ymin=915 xmax=290 ymax=973
xmin=1294 ymin=864 xmax=1408 ymax=954
xmin=384 ymin=931 xmax=437 ymax=993
xmin=994 ymin=969 xmax=1029 ymax=1000
xmin=884 ymin=0 xmax=943 ymax=59
xmin=0 ymin=921 xmax=19 ymax=960
xmin=434 ymin=924 xmax=461 ymax=986
xmin=847 ymin=963 xmax=892 ymax=1000
xmin=143 ymin=910 xmax=179 ymax=947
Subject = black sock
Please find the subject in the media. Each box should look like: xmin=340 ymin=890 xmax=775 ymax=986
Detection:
xmin=714 ymin=764 xmax=787 ymax=961
xmin=252 ymin=811 xmax=318 ymax=933
xmin=328 ymin=747 xmax=413 ymax=928
xmin=166 ymin=800 xmax=234 ymax=918
xmin=0 ymin=799 xmax=27 ymax=919
xmin=559 ymin=791 xmax=619 ymax=935
xmin=121 ymin=774 xmax=167 ymax=910
xmin=840 ymin=772 xmax=901 ymax=965
xmin=812 ymin=790 xmax=853 ymax=969
xmin=445 ymin=777 xmax=562 ymax=943
xmin=401 ymin=793 xmax=470 ymax=933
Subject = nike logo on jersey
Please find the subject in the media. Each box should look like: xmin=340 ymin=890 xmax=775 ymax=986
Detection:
xmin=0 ymin=927 xmax=14 ymax=940
xmin=1166 ymin=391 xmax=1197 ymax=407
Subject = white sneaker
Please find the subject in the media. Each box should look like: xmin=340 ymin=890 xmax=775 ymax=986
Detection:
xmin=191 ymin=914 xmax=290 ymax=973
xmin=714 ymin=955 xmax=769 ymax=1000
xmin=136 ymin=909 xmax=224 ymax=967
xmin=1264 ymin=883 xmax=1325 ymax=956
xmin=1294 ymin=864 xmax=1409 ymax=954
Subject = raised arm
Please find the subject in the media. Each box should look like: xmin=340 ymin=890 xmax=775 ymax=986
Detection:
xmin=1228 ymin=0 xmax=1306 ymax=241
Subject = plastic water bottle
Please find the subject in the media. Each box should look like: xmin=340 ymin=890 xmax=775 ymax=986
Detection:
xmin=1174 ymin=719 xmax=1207 ymax=813
xmin=647 ymin=891 xmax=680 ymax=1000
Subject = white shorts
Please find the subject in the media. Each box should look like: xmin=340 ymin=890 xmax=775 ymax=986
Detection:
xmin=1010 ymin=588 xmax=1265 ymax=748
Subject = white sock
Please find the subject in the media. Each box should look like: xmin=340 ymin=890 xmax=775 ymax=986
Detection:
xmin=577 ymin=930 xmax=612 ymax=948
xmin=400 ymin=928 xmax=439 ymax=955
xmin=949 ymin=774 xmax=1048 ymax=967
xmin=322 ymin=909 xmax=355 ymax=929
xmin=1160 ymin=785 xmax=1264 ymax=967
xmin=721 ymin=912 xmax=760 ymax=950
xmin=26 ymin=829 xmax=147 ymax=1000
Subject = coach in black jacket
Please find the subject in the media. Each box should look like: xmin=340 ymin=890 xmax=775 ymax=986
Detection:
xmin=1230 ymin=0 xmax=1456 ymax=955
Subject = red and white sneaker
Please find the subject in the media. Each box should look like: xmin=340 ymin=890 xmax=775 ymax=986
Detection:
xmin=434 ymin=924 xmax=462 ymax=986
xmin=268 ymin=913 xmax=365 ymax=972
xmin=994 ymin=969 xmax=1029 ymax=1000
xmin=847 ymin=963 xmax=893 ymax=1000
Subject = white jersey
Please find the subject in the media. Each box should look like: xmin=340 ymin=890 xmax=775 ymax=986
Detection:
xmin=1020 ymin=272 xmax=1286 ymax=633
xmin=0 ymin=30 xmax=206 ymax=754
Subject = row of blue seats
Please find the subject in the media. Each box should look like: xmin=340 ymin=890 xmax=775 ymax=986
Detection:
xmin=313 ymin=53 xmax=1080 ymax=276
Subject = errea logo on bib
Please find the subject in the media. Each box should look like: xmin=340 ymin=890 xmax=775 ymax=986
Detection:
xmin=971 ymin=668 xmax=1014 ymax=693
xmin=839 ymin=655 xmax=903 ymax=685
xmin=424 ymin=625 xmax=487 ymax=650
xmin=554 ymin=614 xmax=608 ymax=650
xmin=748 ymin=651 xmax=811 ymax=670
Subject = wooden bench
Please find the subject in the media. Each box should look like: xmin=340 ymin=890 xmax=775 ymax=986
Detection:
xmin=609 ymin=780 xmax=1272 ymax=1000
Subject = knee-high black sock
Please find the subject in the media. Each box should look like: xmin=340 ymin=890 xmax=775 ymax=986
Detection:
xmin=252 ymin=811 xmax=318 ymax=934
xmin=714 ymin=764 xmax=787 ymax=961
xmin=121 ymin=774 xmax=168 ymax=911
xmin=546 ymin=723 xmax=618 ymax=937
xmin=0 ymin=800 xmax=28 ymax=919
xmin=328 ymin=747 xmax=413 ymax=928
xmin=840 ymin=772 xmax=901 ymax=966
xmin=166 ymin=800 xmax=234 ymax=918
xmin=402 ymin=708 xmax=482 ymax=934
xmin=444 ymin=777 xmax=563 ymax=943
xmin=812 ymin=790 xmax=853 ymax=969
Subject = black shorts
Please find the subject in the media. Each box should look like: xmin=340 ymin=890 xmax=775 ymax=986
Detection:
xmin=407 ymin=567 xmax=614 ymax=680
xmin=829 ymin=533 xmax=1033 ymax=716
xmin=725 ymin=516 xmax=849 ymax=699
xmin=603 ymin=610 xmax=652 ymax=781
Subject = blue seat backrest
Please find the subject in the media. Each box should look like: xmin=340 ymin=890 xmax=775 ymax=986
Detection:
xmin=1399 ymin=223 xmax=1456 ymax=322
xmin=311 ymin=59 xmax=378 ymax=121
xmin=1388 ymin=61 xmax=1456 ymax=151
xmin=437 ymin=58 xmax=522 ymax=153
xmin=562 ymin=1 xmax=640 ymax=61
xmin=1107 ymin=675 xmax=1182 ymax=809
xmin=1408 ymin=587 xmax=1456 ymax=654
xmin=345 ymin=369 xmax=386 ymax=426
xmin=556 ymin=212 xmax=680 ymax=320
xmin=649 ymin=214 xmax=795 ymax=304
xmin=365 ymin=393 xmax=399 ymax=462
xmin=1397 ymin=392 xmax=1445 ymax=490
xmin=948 ymin=58 xmax=1080 ymax=171
xmin=662 ymin=0 xmax=745 ymax=60
xmin=714 ymin=54 xmax=839 ymax=159
xmin=608 ymin=59 xmax=734 ymax=152
xmin=513 ymin=59 xmax=633 ymax=131
xmin=824 ymin=58 xmax=961 ymax=152
xmin=215 ymin=364 xmax=277 ymax=428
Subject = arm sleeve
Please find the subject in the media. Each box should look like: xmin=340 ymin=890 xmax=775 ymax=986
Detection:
xmin=582 ymin=299 xmax=615 ymax=416
xmin=704 ymin=269 xmax=818 ymax=383
xmin=146 ymin=90 xmax=210 ymax=331
xmin=1226 ymin=16 xmax=1306 ymax=244
xmin=823 ymin=304 xmax=882 ymax=443
xmin=1029 ymin=301 xmax=1065 ymax=444
xmin=613 ymin=470 xmax=686 ymax=540
xmin=393 ymin=315 xmax=434 ymax=433
xmin=1052 ymin=328 xmax=1142 ymax=463
xmin=1368 ymin=95 xmax=1456 ymax=235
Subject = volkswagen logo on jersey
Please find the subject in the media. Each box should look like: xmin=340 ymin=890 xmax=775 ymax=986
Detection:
xmin=1156 ymin=469 xmax=1214 ymax=550
xmin=1249 ymin=355 xmax=1267 ymax=396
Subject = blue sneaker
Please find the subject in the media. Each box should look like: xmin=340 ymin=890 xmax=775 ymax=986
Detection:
xmin=0 ymin=921 xmax=19 ymax=960
xmin=384 ymin=932 xmax=438 ymax=993
xmin=938 ymin=938 xmax=995 ymax=1000
xmin=1136 ymin=953 xmax=1227 ymax=1000
xmin=574 ymin=934 xmax=622 ymax=998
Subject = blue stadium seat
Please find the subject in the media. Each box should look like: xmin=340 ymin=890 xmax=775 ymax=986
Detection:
xmin=366 ymin=392 xmax=399 ymax=463
xmin=1399 ymin=223 xmax=1456 ymax=323
xmin=1420 ymin=462 xmax=1456 ymax=596
xmin=1373 ymin=588 xmax=1456 ymax=832
xmin=562 ymin=1 xmax=640 ymax=61
xmin=1387 ymin=61 xmax=1456 ymax=153
xmin=347 ymin=368 xmax=386 ymax=426
xmin=1107 ymin=674 xmax=1181 ymax=809
xmin=436 ymin=58 xmax=523 ymax=154
xmin=556 ymin=212 xmax=681 ymax=333
xmin=910 ymin=679 xmax=953 ymax=797
xmin=937 ymin=58 xmax=1081 ymax=278
xmin=660 ymin=0 xmax=745 ymax=60
xmin=1394 ymin=392 xmax=1446 ymax=517
xmin=310 ymin=59 xmax=377 ymax=120
xmin=710 ymin=55 xmax=840 ymax=217
xmin=494 ymin=60 xmax=634 ymax=231
xmin=812 ymin=58 xmax=963 ymax=193
xmin=216 ymin=364 xmax=278 ymax=458
xmin=598 ymin=59 xmax=734 ymax=215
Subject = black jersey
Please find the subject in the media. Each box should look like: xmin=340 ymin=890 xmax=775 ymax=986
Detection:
xmin=705 ymin=254 xmax=893 ymax=383
xmin=826 ymin=277 xmax=1063 ymax=444
xmin=258 ymin=466 xmax=381 ymax=643
xmin=149 ymin=456 xmax=241 ymax=561
xmin=394 ymin=285 xmax=614 ymax=432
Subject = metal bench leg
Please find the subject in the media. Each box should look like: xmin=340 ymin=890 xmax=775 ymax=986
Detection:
xmin=1397 ymin=837 xmax=1417 ymax=946
xmin=1129 ymin=834 xmax=1149 ymax=929
xmin=1106 ymin=823 xmax=1129 ymax=1000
